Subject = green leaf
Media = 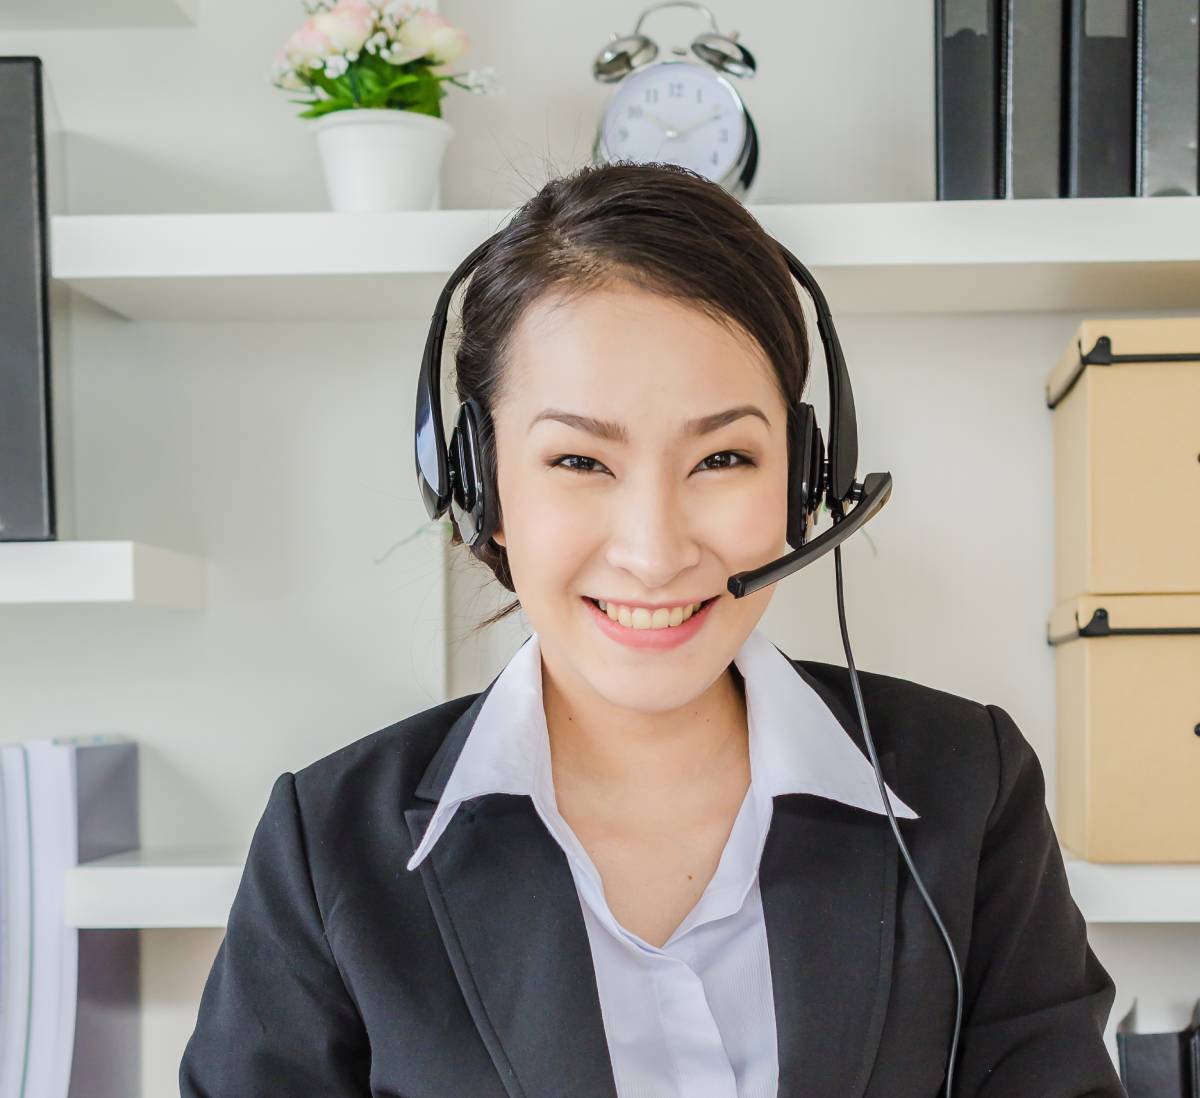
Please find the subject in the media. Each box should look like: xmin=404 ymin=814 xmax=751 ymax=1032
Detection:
xmin=297 ymin=97 xmax=355 ymax=119
xmin=381 ymin=72 xmax=419 ymax=92
xmin=306 ymin=70 xmax=345 ymax=99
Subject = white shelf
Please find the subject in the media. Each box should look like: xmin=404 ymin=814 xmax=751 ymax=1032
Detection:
xmin=52 ymin=208 xmax=509 ymax=322
xmin=50 ymin=196 xmax=1200 ymax=321
xmin=60 ymin=845 xmax=1200 ymax=929
xmin=65 ymin=849 xmax=241 ymax=929
xmin=1062 ymin=854 xmax=1200 ymax=924
xmin=0 ymin=0 xmax=195 ymax=29
xmin=0 ymin=540 xmax=205 ymax=608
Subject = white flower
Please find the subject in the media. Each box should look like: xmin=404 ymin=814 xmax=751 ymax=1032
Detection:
xmin=323 ymin=53 xmax=351 ymax=78
xmin=457 ymin=65 xmax=497 ymax=94
xmin=270 ymin=52 xmax=310 ymax=91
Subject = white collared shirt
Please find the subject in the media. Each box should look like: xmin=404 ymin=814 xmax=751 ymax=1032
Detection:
xmin=407 ymin=626 xmax=919 ymax=1098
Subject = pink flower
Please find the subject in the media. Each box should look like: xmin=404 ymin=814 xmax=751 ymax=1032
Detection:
xmin=284 ymin=16 xmax=336 ymax=70
xmin=391 ymin=9 xmax=469 ymax=65
xmin=312 ymin=1 xmax=375 ymax=55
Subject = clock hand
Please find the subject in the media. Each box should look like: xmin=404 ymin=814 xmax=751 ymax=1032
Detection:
xmin=642 ymin=109 xmax=678 ymax=137
xmin=671 ymin=105 xmax=723 ymax=139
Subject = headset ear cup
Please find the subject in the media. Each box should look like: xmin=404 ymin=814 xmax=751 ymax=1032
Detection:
xmin=467 ymin=397 xmax=498 ymax=547
xmin=786 ymin=404 xmax=816 ymax=549
xmin=449 ymin=403 xmax=480 ymax=546
xmin=809 ymin=422 xmax=825 ymax=533
xmin=450 ymin=398 xmax=497 ymax=548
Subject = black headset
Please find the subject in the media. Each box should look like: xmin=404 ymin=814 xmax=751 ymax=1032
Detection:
xmin=414 ymin=223 xmax=965 ymax=1098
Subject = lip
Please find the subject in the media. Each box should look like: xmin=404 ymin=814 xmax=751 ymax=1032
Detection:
xmin=582 ymin=595 xmax=718 ymax=650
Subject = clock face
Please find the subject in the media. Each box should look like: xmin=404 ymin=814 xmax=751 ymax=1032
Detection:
xmin=600 ymin=60 xmax=747 ymax=184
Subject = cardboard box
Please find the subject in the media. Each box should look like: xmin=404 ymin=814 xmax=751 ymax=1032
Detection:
xmin=1046 ymin=318 xmax=1200 ymax=600
xmin=1047 ymin=593 xmax=1200 ymax=862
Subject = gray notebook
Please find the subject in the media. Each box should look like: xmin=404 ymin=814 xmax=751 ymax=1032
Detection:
xmin=1136 ymin=0 xmax=1200 ymax=196
xmin=1003 ymin=0 xmax=1067 ymax=197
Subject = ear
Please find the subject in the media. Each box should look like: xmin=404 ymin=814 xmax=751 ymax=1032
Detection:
xmin=491 ymin=525 xmax=505 ymax=548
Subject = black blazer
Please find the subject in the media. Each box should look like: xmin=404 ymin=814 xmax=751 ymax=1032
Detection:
xmin=179 ymin=654 xmax=1128 ymax=1098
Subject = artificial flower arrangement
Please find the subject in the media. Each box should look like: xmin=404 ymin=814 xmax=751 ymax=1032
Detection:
xmin=269 ymin=0 xmax=494 ymax=119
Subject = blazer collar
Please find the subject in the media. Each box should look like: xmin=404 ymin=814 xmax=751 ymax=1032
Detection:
xmin=404 ymin=650 xmax=918 ymax=1098
xmin=408 ymin=628 xmax=917 ymax=870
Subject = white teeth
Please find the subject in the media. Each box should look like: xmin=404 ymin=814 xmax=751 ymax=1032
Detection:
xmin=594 ymin=598 xmax=707 ymax=629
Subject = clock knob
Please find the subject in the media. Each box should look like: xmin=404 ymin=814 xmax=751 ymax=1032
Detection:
xmin=593 ymin=33 xmax=658 ymax=83
xmin=691 ymin=30 xmax=756 ymax=78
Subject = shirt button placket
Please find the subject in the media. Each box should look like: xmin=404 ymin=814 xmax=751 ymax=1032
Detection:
xmin=652 ymin=954 xmax=739 ymax=1097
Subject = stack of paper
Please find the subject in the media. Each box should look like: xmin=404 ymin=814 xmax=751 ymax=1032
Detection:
xmin=0 ymin=737 xmax=140 ymax=1098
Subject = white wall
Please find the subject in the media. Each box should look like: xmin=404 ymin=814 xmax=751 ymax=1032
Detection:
xmin=2 ymin=2 xmax=1196 ymax=1095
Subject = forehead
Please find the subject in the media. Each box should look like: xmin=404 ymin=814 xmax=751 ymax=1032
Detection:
xmin=501 ymin=283 xmax=780 ymax=412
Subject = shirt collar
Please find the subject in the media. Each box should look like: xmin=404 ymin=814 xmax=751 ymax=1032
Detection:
xmin=406 ymin=626 xmax=918 ymax=872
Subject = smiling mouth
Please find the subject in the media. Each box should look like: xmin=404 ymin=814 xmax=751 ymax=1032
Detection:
xmin=584 ymin=595 xmax=719 ymax=629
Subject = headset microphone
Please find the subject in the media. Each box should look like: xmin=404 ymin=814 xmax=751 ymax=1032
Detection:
xmin=725 ymin=471 xmax=891 ymax=597
xmin=414 ymin=225 xmax=965 ymax=1098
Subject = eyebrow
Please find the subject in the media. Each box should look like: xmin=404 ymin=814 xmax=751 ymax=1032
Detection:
xmin=528 ymin=404 xmax=770 ymax=443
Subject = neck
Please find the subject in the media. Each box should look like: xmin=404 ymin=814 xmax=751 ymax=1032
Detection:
xmin=541 ymin=655 xmax=749 ymax=819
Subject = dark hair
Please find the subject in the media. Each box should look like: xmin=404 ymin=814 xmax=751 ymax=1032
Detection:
xmin=448 ymin=160 xmax=811 ymax=631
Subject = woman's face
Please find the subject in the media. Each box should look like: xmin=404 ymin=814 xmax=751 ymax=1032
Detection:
xmin=489 ymin=281 xmax=791 ymax=715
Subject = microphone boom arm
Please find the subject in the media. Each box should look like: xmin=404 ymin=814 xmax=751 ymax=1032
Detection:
xmin=726 ymin=471 xmax=893 ymax=598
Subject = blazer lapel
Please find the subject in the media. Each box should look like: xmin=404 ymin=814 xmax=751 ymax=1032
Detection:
xmin=404 ymin=687 xmax=619 ymax=1098
xmin=404 ymin=659 xmax=914 ymax=1098
xmin=765 ymin=659 xmax=913 ymax=1098
xmin=761 ymin=775 xmax=902 ymax=1098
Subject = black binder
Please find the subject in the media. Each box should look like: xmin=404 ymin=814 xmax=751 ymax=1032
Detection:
xmin=1065 ymin=0 xmax=1137 ymax=196
xmin=1135 ymin=0 xmax=1200 ymax=196
xmin=0 ymin=56 xmax=68 ymax=542
xmin=935 ymin=0 xmax=1001 ymax=199
xmin=1002 ymin=0 xmax=1067 ymax=197
xmin=1116 ymin=997 xmax=1200 ymax=1097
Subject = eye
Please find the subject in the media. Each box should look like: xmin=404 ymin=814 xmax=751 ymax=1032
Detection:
xmin=548 ymin=454 xmax=612 ymax=475
xmin=697 ymin=451 xmax=755 ymax=472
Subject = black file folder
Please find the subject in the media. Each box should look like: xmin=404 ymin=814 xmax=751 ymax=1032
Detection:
xmin=1003 ymin=0 xmax=1067 ymax=197
xmin=936 ymin=0 xmax=1001 ymax=199
xmin=1065 ymin=0 xmax=1136 ymax=196
xmin=1135 ymin=0 xmax=1200 ymax=196
xmin=0 ymin=56 xmax=67 ymax=542
xmin=1116 ymin=998 xmax=1200 ymax=1097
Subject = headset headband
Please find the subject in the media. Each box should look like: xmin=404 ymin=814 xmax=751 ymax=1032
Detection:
xmin=414 ymin=224 xmax=892 ymax=598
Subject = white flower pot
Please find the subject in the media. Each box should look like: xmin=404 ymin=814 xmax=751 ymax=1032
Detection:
xmin=308 ymin=108 xmax=454 ymax=212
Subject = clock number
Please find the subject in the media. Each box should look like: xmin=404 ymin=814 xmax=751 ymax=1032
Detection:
xmin=645 ymin=87 xmax=659 ymax=103
xmin=617 ymin=126 xmax=629 ymax=143
xmin=696 ymin=87 xmax=703 ymax=103
xmin=627 ymin=104 xmax=643 ymax=119
xmin=668 ymin=81 xmax=684 ymax=98
xmin=719 ymin=128 xmax=728 ymax=143
xmin=712 ymin=150 xmax=719 ymax=166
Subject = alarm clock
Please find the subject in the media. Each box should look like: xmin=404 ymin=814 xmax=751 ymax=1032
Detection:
xmin=591 ymin=0 xmax=759 ymax=199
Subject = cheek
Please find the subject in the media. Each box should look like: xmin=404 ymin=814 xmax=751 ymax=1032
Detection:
xmin=496 ymin=463 xmax=593 ymax=562
xmin=702 ymin=468 xmax=789 ymax=556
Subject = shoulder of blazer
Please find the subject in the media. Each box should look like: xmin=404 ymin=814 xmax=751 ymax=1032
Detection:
xmin=786 ymin=654 xmax=1007 ymax=827
xmin=287 ymin=688 xmax=485 ymax=842
xmin=789 ymin=654 xmax=994 ymax=745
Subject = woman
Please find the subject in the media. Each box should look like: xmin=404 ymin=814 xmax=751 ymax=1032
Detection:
xmin=179 ymin=162 xmax=1125 ymax=1098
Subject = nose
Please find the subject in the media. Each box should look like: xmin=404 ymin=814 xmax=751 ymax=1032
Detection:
xmin=601 ymin=467 xmax=702 ymax=589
